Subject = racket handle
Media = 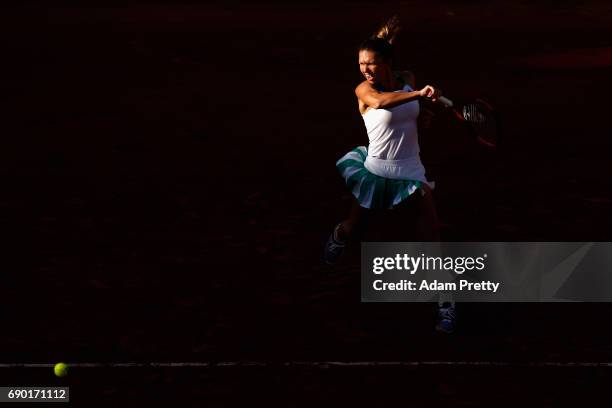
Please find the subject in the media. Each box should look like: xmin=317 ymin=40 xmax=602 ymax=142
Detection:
xmin=437 ymin=95 xmax=454 ymax=108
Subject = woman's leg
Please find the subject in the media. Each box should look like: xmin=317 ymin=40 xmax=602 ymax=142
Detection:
xmin=336 ymin=197 xmax=370 ymax=242
xmin=415 ymin=185 xmax=456 ymax=333
xmin=415 ymin=184 xmax=440 ymax=241
xmin=324 ymin=197 xmax=370 ymax=264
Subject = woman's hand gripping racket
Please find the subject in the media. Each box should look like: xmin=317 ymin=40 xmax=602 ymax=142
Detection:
xmin=435 ymin=95 xmax=501 ymax=148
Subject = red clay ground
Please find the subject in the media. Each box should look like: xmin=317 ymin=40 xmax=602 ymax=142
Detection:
xmin=2 ymin=1 xmax=612 ymax=406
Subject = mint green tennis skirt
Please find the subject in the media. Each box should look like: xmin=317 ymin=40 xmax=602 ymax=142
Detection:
xmin=336 ymin=146 xmax=421 ymax=209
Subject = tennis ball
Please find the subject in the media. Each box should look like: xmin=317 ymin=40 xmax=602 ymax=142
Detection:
xmin=54 ymin=362 xmax=68 ymax=377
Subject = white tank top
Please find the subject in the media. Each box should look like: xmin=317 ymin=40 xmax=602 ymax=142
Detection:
xmin=361 ymin=84 xmax=429 ymax=183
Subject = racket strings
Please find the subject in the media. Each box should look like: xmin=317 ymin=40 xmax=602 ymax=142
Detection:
xmin=463 ymin=103 xmax=499 ymax=146
xmin=463 ymin=104 xmax=487 ymax=124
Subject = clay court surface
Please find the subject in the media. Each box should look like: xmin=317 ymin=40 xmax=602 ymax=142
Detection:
xmin=2 ymin=1 xmax=612 ymax=405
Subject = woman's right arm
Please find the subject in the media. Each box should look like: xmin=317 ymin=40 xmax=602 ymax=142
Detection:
xmin=355 ymin=82 xmax=437 ymax=110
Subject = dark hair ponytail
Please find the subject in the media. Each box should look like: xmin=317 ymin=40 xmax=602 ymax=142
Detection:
xmin=358 ymin=16 xmax=401 ymax=62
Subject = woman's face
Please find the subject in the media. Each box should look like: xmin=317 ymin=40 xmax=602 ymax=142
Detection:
xmin=358 ymin=49 xmax=390 ymax=85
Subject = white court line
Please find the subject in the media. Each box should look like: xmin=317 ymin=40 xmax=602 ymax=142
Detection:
xmin=1 ymin=361 xmax=612 ymax=368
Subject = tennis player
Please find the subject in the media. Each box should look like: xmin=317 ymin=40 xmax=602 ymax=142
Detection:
xmin=323 ymin=16 xmax=456 ymax=333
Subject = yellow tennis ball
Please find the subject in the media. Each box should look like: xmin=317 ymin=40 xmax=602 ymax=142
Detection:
xmin=54 ymin=362 xmax=68 ymax=377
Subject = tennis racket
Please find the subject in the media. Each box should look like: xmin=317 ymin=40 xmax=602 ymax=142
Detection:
xmin=436 ymin=96 xmax=501 ymax=148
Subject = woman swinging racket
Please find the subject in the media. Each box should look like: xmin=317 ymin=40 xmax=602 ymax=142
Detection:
xmin=323 ymin=16 xmax=456 ymax=333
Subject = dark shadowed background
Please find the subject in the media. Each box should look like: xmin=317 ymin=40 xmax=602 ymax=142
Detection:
xmin=2 ymin=1 xmax=612 ymax=406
